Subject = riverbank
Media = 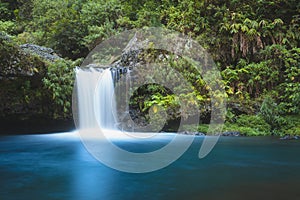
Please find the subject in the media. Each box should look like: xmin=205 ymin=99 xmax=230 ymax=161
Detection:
xmin=1 ymin=118 xmax=298 ymax=141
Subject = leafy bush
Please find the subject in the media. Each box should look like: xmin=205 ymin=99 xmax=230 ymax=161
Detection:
xmin=181 ymin=115 xmax=271 ymax=136
xmin=276 ymin=115 xmax=300 ymax=136
xmin=259 ymin=96 xmax=281 ymax=131
xmin=180 ymin=124 xmax=209 ymax=133
xmin=0 ymin=2 xmax=12 ymax=20
xmin=0 ymin=21 xmax=17 ymax=35
xmin=1 ymin=0 xmax=300 ymax=124
xmin=223 ymin=114 xmax=271 ymax=136
xmin=43 ymin=59 xmax=80 ymax=118
xmin=236 ymin=115 xmax=271 ymax=135
xmin=197 ymin=124 xmax=209 ymax=133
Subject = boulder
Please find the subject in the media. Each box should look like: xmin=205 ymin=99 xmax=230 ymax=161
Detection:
xmin=20 ymin=44 xmax=61 ymax=62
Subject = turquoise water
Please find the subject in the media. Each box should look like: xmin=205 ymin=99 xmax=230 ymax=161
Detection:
xmin=0 ymin=133 xmax=299 ymax=200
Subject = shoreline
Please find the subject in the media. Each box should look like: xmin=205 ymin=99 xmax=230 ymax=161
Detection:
xmin=0 ymin=128 xmax=298 ymax=140
xmin=0 ymin=117 xmax=298 ymax=140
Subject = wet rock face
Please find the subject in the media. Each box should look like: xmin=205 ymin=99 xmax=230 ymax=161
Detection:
xmin=20 ymin=44 xmax=62 ymax=62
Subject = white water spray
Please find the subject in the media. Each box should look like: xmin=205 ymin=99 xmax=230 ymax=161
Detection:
xmin=75 ymin=68 xmax=118 ymax=131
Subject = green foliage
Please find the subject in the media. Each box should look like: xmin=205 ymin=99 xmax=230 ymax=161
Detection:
xmin=0 ymin=21 xmax=17 ymax=35
xmin=224 ymin=114 xmax=271 ymax=136
xmin=80 ymin=0 xmax=122 ymax=50
xmin=118 ymin=0 xmax=162 ymax=28
xmin=129 ymin=83 xmax=180 ymax=123
xmin=0 ymin=36 xmax=51 ymax=119
xmin=262 ymin=114 xmax=300 ymax=136
xmin=180 ymin=124 xmax=209 ymax=133
xmin=197 ymin=124 xmax=209 ymax=133
xmin=236 ymin=114 xmax=271 ymax=135
xmin=1 ymin=0 xmax=300 ymax=124
xmin=49 ymin=19 xmax=88 ymax=59
xmin=278 ymin=115 xmax=300 ymax=136
xmin=0 ymin=36 xmax=46 ymax=77
xmin=225 ymin=108 xmax=236 ymax=123
xmin=81 ymin=0 xmax=121 ymax=26
xmin=83 ymin=20 xmax=118 ymax=51
xmin=43 ymin=59 xmax=78 ymax=118
xmin=259 ymin=96 xmax=280 ymax=131
xmin=224 ymin=124 xmax=267 ymax=136
xmin=0 ymin=2 xmax=13 ymax=21
xmin=28 ymin=0 xmax=89 ymax=59
xmin=277 ymin=47 xmax=300 ymax=114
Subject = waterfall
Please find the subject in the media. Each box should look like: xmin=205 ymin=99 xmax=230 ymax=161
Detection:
xmin=75 ymin=68 xmax=118 ymax=131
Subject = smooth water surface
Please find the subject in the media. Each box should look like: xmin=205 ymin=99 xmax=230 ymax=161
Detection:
xmin=0 ymin=132 xmax=299 ymax=200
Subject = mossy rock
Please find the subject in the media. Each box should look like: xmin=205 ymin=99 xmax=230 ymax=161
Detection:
xmin=0 ymin=37 xmax=46 ymax=78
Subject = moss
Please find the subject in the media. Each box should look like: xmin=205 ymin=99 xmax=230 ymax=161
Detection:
xmin=0 ymin=36 xmax=46 ymax=77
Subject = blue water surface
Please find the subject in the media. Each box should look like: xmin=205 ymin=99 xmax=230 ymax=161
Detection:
xmin=0 ymin=133 xmax=299 ymax=200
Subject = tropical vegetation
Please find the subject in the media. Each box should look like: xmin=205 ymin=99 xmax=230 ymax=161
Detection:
xmin=0 ymin=0 xmax=299 ymax=136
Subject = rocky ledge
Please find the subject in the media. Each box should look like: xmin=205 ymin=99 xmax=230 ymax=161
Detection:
xmin=20 ymin=44 xmax=62 ymax=62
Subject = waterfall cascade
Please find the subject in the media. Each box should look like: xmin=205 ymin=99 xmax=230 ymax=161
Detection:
xmin=75 ymin=68 xmax=118 ymax=131
xmin=75 ymin=66 xmax=163 ymax=136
